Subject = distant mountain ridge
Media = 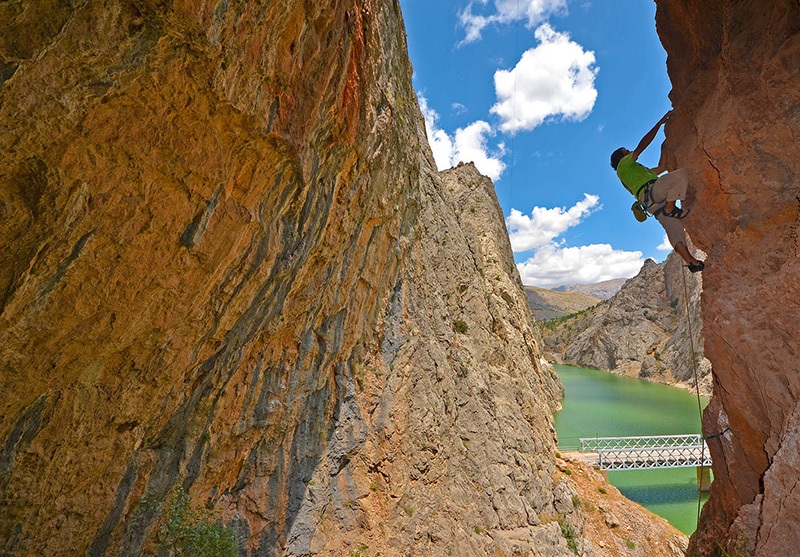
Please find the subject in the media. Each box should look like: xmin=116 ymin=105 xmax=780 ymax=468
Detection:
xmin=551 ymin=278 xmax=628 ymax=300
xmin=523 ymin=285 xmax=602 ymax=321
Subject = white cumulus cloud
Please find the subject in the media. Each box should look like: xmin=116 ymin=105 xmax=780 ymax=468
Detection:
xmin=419 ymin=94 xmax=507 ymax=181
xmin=516 ymin=244 xmax=645 ymax=288
xmin=491 ymin=24 xmax=598 ymax=133
xmin=506 ymin=195 xmax=645 ymax=288
xmin=459 ymin=0 xmax=568 ymax=43
xmin=506 ymin=193 xmax=599 ymax=252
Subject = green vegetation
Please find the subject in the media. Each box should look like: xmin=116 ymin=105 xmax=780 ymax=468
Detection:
xmin=537 ymin=304 xmax=600 ymax=332
xmin=597 ymin=486 xmax=607 ymax=495
xmin=559 ymin=517 xmax=580 ymax=555
xmin=712 ymin=536 xmax=752 ymax=557
xmin=355 ymin=370 xmax=365 ymax=390
xmin=626 ymin=539 xmax=636 ymax=549
xmin=349 ymin=544 xmax=382 ymax=557
xmin=152 ymin=485 xmax=237 ymax=557
xmin=452 ymin=320 xmax=468 ymax=334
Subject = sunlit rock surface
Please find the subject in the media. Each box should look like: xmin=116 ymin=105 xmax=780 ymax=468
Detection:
xmin=656 ymin=1 xmax=800 ymax=555
xmin=0 ymin=0 xmax=423 ymax=553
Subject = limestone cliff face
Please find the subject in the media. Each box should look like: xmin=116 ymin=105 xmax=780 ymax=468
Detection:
xmin=0 ymin=1 xmax=585 ymax=555
xmin=0 ymin=0 xmax=420 ymax=553
xmin=540 ymin=253 xmax=710 ymax=394
xmin=655 ymin=1 xmax=800 ymax=555
xmin=306 ymin=161 xmax=573 ymax=556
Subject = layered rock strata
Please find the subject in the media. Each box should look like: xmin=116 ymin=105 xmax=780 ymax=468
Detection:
xmin=0 ymin=0 xmax=432 ymax=553
xmin=655 ymin=1 xmax=800 ymax=555
xmin=0 ymin=0 xmax=701 ymax=554
xmin=551 ymin=279 xmax=626 ymax=301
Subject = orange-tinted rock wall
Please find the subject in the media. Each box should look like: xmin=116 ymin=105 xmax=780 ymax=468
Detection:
xmin=1 ymin=0 xmax=421 ymax=554
xmin=656 ymin=2 xmax=800 ymax=555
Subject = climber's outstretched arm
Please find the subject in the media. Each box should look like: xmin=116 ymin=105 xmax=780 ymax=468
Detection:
xmin=651 ymin=142 xmax=669 ymax=175
xmin=630 ymin=110 xmax=672 ymax=161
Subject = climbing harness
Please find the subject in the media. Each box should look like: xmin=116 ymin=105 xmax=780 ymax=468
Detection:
xmin=631 ymin=180 xmax=656 ymax=222
xmin=636 ymin=179 xmax=657 ymax=204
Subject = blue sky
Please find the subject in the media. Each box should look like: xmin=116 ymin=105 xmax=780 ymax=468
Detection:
xmin=399 ymin=0 xmax=674 ymax=287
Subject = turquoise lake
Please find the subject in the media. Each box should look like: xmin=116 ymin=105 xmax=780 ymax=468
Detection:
xmin=553 ymin=363 xmax=709 ymax=535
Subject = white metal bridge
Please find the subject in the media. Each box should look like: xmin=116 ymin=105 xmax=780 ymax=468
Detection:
xmin=575 ymin=434 xmax=712 ymax=471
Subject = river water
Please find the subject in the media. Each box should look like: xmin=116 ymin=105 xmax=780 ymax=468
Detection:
xmin=553 ymin=363 xmax=709 ymax=535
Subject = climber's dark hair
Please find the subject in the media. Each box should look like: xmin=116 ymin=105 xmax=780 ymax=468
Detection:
xmin=610 ymin=147 xmax=627 ymax=170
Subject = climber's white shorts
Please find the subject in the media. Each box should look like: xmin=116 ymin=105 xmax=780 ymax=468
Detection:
xmin=649 ymin=169 xmax=689 ymax=247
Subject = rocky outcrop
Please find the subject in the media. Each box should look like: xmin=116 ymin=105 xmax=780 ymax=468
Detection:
xmin=317 ymin=161 xmax=571 ymax=556
xmin=655 ymin=1 xmax=800 ymax=555
xmin=540 ymin=253 xmax=711 ymax=394
xmin=557 ymin=456 xmax=687 ymax=557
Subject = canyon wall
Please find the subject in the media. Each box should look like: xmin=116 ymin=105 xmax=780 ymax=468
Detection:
xmin=655 ymin=1 xmax=800 ymax=555
xmin=0 ymin=0 xmax=422 ymax=553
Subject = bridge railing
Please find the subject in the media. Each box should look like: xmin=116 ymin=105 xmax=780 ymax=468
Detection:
xmin=579 ymin=434 xmax=703 ymax=452
xmin=576 ymin=434 xmax=712 ymax=471
xmin=597 ymin=445 xmax=712 ymax=470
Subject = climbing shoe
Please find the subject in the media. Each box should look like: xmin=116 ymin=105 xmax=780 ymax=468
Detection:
xmin=665 ymin=206 xmax=690 ymax=219
xmin=688 ymin=260 xmax=705 ymax=273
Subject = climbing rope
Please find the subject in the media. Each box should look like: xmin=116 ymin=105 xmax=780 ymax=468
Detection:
xmin=680 ymin=264 xmax=707 ymax=526
xmin=507 ymin=0 xmax=521 ymax=205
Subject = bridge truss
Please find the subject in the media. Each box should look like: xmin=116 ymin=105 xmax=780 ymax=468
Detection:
xmin=579 ymin=434 xmax=712 ymax=471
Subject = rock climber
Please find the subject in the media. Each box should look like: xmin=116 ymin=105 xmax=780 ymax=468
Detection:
xmin=610 ymin=110 xmax=705 ymax=273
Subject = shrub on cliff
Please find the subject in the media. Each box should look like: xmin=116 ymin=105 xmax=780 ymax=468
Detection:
xmin=151 ymin=485 xmax=237 ymax=557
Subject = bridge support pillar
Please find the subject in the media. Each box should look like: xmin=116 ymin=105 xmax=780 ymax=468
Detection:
xmin=697 ymin=466 xmax=711 ymax=492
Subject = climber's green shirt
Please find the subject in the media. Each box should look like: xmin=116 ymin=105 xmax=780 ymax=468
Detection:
xmin=616 ymin=154 xmax=658 ymax=198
